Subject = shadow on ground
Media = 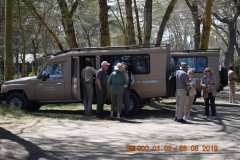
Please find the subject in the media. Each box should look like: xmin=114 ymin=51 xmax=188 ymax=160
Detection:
xmin=0 ymin=127 xmax=61 ymax=160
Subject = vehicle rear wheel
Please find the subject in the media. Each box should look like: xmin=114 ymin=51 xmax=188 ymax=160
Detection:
xmin=128 ymin=93 xmax=141 ymax=114
xmin=6 ymin=93 xmax=27 ymax=110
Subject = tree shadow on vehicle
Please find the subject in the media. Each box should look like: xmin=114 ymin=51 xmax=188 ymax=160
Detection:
xmin=0 ymin=127 xmax=59 ymax=160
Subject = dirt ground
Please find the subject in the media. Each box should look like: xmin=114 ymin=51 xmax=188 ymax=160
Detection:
xmin=0 ymin=87 xmax=240 ymax=160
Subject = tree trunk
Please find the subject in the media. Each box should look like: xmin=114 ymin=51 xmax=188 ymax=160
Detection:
xmin=224 ymin=22 xmax=237 ymax=66
xmin=155 ymin=0 xmax=177 ymax=47
xmin=4 ymin=0 xmax=14 ymax=80
xmin=17 ymin=0 xmax=26 ymax=77
xmin=212 ymin=1 xmax=239 ymax=66
xmin=185 ymin=0 xmax=201 ymax=49
xmin=125 ymin=0 xmax=136 ymax=45
xmin=57 ymin=0 xmax=78 ymax=48
xmin=133 ymin=0 xmax=142 ymax=45
xmin=99 ymin=0 xmax=110 ymax=46
xmin=200 ymin=0 xmax=214 ymax=49
xmin=143 ymin=0 xmax=152 ymax=46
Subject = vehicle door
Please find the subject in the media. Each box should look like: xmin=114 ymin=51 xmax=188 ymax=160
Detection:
xmin=35 ymin=62 xmax=65 ymax=101
xmin=71 ymin=57 xmax=81 ymax=100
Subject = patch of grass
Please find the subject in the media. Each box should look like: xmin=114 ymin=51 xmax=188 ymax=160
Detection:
xmin=0 ymin=103 xmax=30 ymax=119
xmin=40 ymin=103 xmax=84 ymax=110
xmin=0 ymin=102 xmax=112 ymax=121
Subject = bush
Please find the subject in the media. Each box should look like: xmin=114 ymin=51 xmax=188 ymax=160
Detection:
xmin=234 ymin=57 xmax=240 ymax=81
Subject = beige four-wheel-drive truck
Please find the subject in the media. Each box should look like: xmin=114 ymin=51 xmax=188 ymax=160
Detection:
xmin=0 ymin=46 xmax=228 ymax=113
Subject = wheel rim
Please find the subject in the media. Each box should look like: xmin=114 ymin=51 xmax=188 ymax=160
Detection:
xmin=128 ymin=99 xmax=134 ymax=111
xmin=9 ymin=98 xmax=22 ymax=109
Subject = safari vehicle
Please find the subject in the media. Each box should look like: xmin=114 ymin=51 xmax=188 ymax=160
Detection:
xmin=0 ymin=46 xmax=227 ymax=112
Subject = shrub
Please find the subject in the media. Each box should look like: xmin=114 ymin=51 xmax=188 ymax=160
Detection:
xmin=233 ymin=57 xmax=240 ymax=81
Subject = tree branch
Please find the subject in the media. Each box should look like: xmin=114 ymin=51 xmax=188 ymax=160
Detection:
xmin=69 ymin=0 xmax=79 ymax=18
xmin=212 ymin=12 xmax=229 ymax=23
xmin=23 ymin=0 xmax=64 ymax=51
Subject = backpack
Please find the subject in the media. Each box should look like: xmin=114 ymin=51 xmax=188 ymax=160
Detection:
xmin=168 ymin=72 xmax=176 ymax=96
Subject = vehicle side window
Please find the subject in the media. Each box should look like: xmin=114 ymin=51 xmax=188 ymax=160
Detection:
xmin=101 ymin=54 xmax=150 ymax=75
xmin=41 ymin=63 xmax=64 ymax=79
xmin=174 ymin=57 xmax=207 ymax=73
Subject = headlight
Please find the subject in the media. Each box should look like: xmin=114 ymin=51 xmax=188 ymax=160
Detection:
xmin=1 ymin=84 xmax=6 ymax=92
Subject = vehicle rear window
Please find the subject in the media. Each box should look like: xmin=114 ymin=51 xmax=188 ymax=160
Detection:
xmin=173 ymin=57 xmax=207 ymax=73
xmin=101 ymin=54 xmax=150 ymax=75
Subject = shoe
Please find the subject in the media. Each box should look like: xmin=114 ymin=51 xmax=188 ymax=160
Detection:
xmin=183 ymin=116 xmax=187 ymax=121
xmin=212 ymin=115 xmax=217 ymax=119
xmin=177 ymin=119 xmax=188 ymax=123
xmin=174 ymin=117 xmax=178 ymax=121
xmin=204 ymin=116 xmax=209 ymax=120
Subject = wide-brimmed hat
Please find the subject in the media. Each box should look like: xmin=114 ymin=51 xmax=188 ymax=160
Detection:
xmin=114 ymin=63 xmax=126 ymax=72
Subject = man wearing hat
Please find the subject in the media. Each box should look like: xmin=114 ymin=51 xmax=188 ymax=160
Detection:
xmin=96 ymin=61 xmax=110 ymax=118
xmin=175 ymin=62 xmax=190 ymax=123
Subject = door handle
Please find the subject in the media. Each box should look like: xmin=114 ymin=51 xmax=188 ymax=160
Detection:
xmin=57 ymin=83 xmax=62 ymax=85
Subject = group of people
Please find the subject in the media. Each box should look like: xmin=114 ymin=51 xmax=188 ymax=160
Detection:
xmin=81 ymin=60 xmax=134 ymax=119
xmin=175 ymin=62 xmax=237 ymax=123
xmin=81 ymin=59 xmax=237 ymax=122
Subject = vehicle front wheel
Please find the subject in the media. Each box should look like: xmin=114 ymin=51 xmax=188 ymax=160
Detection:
xmin=6 ymin=93 xmax=27 ymax=110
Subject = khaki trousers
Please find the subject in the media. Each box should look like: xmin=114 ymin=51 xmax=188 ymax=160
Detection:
xmin=176 ymin=89 xmax=187 ymax=119
xmin=229 ymin=82 xmax=236 ymax=103
xmin=184 ymin=96 xmax=194 ymax=116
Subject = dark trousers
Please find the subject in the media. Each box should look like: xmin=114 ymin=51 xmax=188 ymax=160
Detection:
xmin=204 ymin=92 xmax=216 ymax=116
xmin=96 ymin=86 xmax=107 ymax=115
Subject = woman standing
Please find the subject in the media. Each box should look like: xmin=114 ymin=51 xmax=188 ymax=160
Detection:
xmin=183 ymin=69 xmax=196 ymax=121
xmin=201 ymin=67 xmax=218 ymax=119
xmin=108 ymin=63 xmax=127 ymax=119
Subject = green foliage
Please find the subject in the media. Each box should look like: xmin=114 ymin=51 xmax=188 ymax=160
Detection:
xmin=233 ymin=57 xmax=240 ymax=80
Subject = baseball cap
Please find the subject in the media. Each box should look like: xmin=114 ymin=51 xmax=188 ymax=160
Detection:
xmin=101 ymin=61 xmax=110 ymax=66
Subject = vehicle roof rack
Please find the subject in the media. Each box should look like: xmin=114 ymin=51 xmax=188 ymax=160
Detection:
xmin=52 ymin=44 xmax=170 ymax=56
xmin=172 ymin=48 xmax=220 ymax=53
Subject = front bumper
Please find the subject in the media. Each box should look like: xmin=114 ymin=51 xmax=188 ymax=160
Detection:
xmin=0 ymin=92 xmax=6 ymax=101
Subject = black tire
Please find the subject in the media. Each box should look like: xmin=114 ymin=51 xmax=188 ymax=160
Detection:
xmin=128 ymin=93 xmax=141 ymax=114
xmin=6 ymin=93 xmax=27 ymax=110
